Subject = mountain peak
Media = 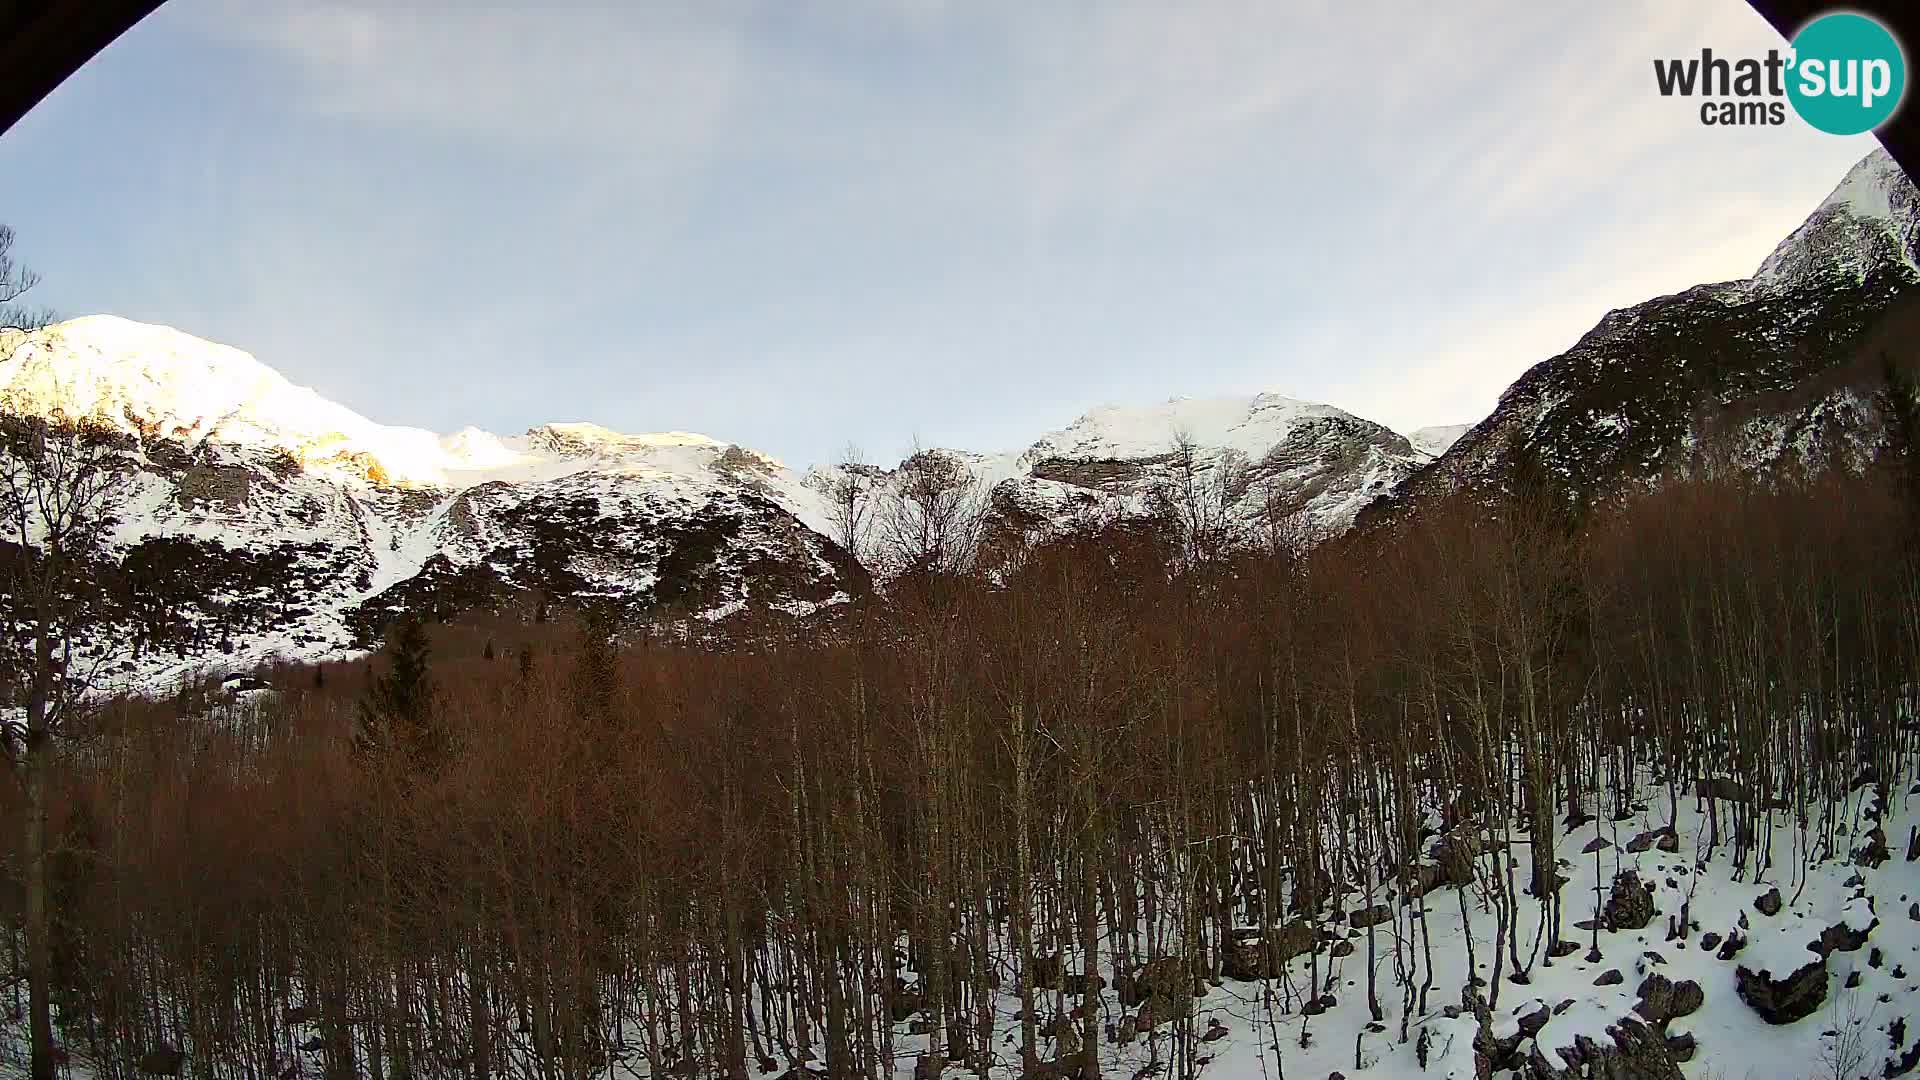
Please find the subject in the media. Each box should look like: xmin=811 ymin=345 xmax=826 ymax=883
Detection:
xmin=0 ymin=315 xmax=463 ymax=485
xmin=1753 ymin=147 xmax=1919 ymax=288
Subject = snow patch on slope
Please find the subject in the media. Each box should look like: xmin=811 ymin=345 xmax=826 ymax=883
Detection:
xmin=1407 ymin=423 xmax=1470 ymax=458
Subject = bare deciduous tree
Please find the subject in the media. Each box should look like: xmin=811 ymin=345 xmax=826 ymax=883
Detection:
xmin=0 ymin=226 xmax=51 ymax=333
xmin=1 ymin=414 xmax=124 ymax=1080
xmin=0 ymin=236 xmax=121 ymax=1080
xmin=1151 ymin=429 xmax=1241 ymax=568
xmin=825 ymin=443 xmax=876 ymax=560
xmin=880 ymin=441 xmax=982 ymax=577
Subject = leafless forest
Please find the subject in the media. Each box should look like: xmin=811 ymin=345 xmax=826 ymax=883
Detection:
xmin=5 ymin=434 xmax=1919 ymax=1080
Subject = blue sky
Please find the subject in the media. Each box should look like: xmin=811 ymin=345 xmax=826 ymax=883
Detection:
xmin=0 ymin=0 xmax=1884 ymax=468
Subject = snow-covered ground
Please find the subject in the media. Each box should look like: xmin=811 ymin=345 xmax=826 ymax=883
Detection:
xmin=839 ymin=780 xmax=1917 ymax=1080
xmin=14 ymin=771 xmax=1907 ymax=1080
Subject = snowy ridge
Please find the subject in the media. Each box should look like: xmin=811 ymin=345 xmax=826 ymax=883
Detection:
xmin=1 ymin=315 xmax=450 ymax=487
xmin=2 ymin=318 xmax=1427 ymax=682
xmin=0 ymin=315 xmax=839 ymax=533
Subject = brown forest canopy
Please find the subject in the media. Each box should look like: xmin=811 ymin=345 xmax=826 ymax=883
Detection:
xmin=4 ymin=452 xmax=1917 ymax=1080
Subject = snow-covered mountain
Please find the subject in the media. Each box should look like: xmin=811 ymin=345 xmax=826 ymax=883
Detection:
xmin=807 ymin=393 xmax=1431 ymax=571
xmin=0 ymin=317 xmax=1429 ymax=683
xmin=1380 ymin=147 xmax=1920 ymax=515
xmin=0 ymin=316 xmax=870 ymax=685
xmin=1001 ymin=394 xmax=1428 ymax=535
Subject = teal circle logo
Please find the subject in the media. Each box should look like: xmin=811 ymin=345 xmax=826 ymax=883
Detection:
xmin=1787 ymin=13 xmax=1906 ymax=135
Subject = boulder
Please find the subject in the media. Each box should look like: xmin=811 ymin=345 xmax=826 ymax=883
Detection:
xmin=138 ymin=1048 xmax=186 ymax=1077
xmin=1817 ymin=920 xmax=1873 ymax=956
xmin=1061 ymin=971 xmax=1105 ymax=996
xmin=1814 ymin=901 xmax=1876 ymax=956
xmin=1029 ymin=952 xmax=1060 ymax=987
xmin=1755 ymin=888 xmax=1783 ymax=917
xmin=1406 ymin=853 xmax=1477 ymax=898
xmin=1625 ymin=829 xmax=1663 ymax=853
xmin=1695 ymin=777 xmax=1751 ymax=803
xmin=1346 ymin=903 xmax=1392 ymax=929
xmin=1222 ymin=921 xmax=1314 ymax=981
xmin=176 ymin=464 xmax=251 ymax=509
xmin=1854 ymin=826 xmax=1891 ymax=868
xmin=1735 ymin=955 xmax=1828 ymax=1025
xmin=1634 ymin=973 xmax=1703 ymax=1026
xmin=1129 ymin=957 xmax=1191 ymax=1028
xmin=1430 ymin=832 xmax=1483 ymax=887
xmin=1525 ymin=1017 xmax=1682 ymax=1080
xmin=1606 ymin=871 xmax=1654 ymax=931
xmin=1664 ymin=1032 xmax=1696 ymax=1063
xmin=890 ymin=985 xmax=925 ymax=1022
xmin=1517 ymin=1001 xmax=1552 ymax=1038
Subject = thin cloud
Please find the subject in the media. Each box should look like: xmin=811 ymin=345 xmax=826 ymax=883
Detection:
xmin=0 ymin=0 xmax=1889 ymax=466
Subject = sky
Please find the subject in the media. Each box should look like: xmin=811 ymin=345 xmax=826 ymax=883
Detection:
xmin=0 ymin=0 xmax=1888 ymax=469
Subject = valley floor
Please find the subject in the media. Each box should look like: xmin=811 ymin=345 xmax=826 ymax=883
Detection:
xmin=9 ymin=774 xmax=1914 ymax=1080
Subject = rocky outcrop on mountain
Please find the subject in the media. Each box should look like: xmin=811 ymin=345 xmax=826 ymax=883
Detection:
xmin=1373 ymin=148 xmax=1920 ymax=519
